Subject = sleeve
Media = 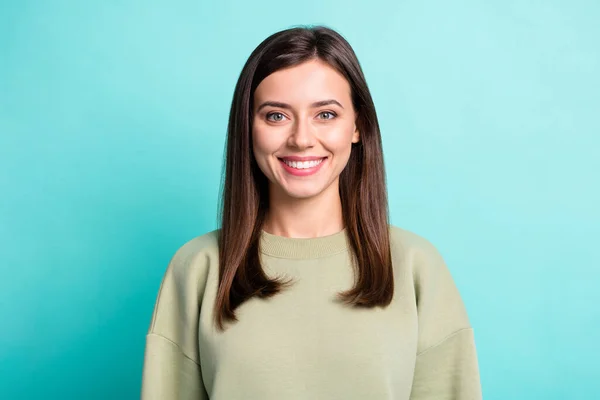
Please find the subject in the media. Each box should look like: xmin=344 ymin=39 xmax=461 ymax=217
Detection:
xmin=408 ymin=237 xmax=482 ymax=400
xmin=409 ymin=328 xmax=481 ymax=399
xmin=141 ymin=239 xmax=210 ymax=400
xmin=141 ymin=334 xmax=208 ymax=400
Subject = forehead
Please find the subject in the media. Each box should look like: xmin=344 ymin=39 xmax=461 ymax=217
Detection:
xmin=253 ymin=59 xmax=351 ymax=105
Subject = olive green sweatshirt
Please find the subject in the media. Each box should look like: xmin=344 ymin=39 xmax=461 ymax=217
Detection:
xmin=141 ymin=225 xmax=482 ymax=399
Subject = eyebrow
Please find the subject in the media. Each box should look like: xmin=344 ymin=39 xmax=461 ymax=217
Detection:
xmin=256 ymin=99 xmax=344 ymax=112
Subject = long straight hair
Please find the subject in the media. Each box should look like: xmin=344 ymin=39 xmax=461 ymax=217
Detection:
xmin=216 ymin=25 xmax=392 ymax=331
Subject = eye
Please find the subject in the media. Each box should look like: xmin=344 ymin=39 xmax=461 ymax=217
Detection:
xmin=266 ymin=112 xmax=287 ymax=122
xmin=318 ymin=111 xmax=337 ymax=120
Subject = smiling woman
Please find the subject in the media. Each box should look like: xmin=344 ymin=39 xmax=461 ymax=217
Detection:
xmin=141 ymin=25 xmax=482 ymax=400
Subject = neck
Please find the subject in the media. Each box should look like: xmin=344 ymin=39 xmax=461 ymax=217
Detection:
xmin=263 ymin=182 xmax=344 ymax=238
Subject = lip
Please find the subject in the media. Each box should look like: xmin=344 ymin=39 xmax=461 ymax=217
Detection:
xmin=278 ymin=157 xmax=327 ymax=177
xmin=278 ymin=155 xmax=327 ymax=162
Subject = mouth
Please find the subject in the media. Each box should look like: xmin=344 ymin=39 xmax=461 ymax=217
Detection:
xmin=277 ymin=156 xmax=328 ymax=176
xmin=277 ymin=157 xmax=327 ymax=170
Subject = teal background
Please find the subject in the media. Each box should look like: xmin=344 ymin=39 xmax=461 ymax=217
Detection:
xmin=1 ymin=0 xmax=598 ymax=398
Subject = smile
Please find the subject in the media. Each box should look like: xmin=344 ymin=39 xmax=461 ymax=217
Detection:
xmin=277 ymin=157 xmax=328 ymax=176
xmin=282 ymin=158 xmax=325 ymax=169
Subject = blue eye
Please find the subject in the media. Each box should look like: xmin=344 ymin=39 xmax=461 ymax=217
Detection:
xmin=319 ymin=111 xmax=336 ymax=120
xmin=266 ymin=112 xmax=285 ymax=122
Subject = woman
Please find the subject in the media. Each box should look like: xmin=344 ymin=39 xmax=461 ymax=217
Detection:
xmin=141 ymin=25 xmax=482 ymax=399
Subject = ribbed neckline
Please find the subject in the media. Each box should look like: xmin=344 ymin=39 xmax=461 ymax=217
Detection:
xmin=259 ymin=228 xmax=350 ymax=259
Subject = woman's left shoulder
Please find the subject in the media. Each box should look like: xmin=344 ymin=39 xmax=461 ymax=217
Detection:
xmin=387 ymin=224 xmax=455 ymax=281
xmin=388 ymin=224 xmax=444 ymax=259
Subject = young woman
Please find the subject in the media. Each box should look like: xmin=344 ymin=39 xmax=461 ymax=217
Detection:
xmin=141 ymin=25 xmax=482 ymax=399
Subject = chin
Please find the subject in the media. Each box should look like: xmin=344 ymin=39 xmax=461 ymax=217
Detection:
xmin=277 ymin=184 xmax=325 ymax=200
xmin=284 ymin=189 xmax=323 ymax=200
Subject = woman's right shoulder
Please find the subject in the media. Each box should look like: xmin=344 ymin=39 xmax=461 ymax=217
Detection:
xmin=148 ymin=229 xmax=221 ymax=340
xmin=165 ymin=228 xmax=221 ymax=276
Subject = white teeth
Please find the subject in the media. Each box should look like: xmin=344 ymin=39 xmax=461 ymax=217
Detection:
xmin=283 ymin=158 xmax=324 ymax=169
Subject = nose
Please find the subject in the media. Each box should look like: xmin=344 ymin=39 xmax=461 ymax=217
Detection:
xmin=287 ymin=118 xmax=315 ymax=149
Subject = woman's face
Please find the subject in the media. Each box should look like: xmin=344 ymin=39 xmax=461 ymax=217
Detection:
xmin=252 ymin=59 xmax=360 ymax=201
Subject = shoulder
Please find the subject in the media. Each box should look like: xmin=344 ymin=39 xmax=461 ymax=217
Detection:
xmin=170 ymin=229 xmax=220 ymax=263
xmin=388 ymin=224 xmax=446 ymax=266
xmin=147 ymin=229 xmax=220 ymax=344
xmin=388 ymin=224 xmax=457 ymax=288
xmin=389 ymin=224 xmax=471 ymax=331
xmin=165 ymin=229 xmax=220 ymax=281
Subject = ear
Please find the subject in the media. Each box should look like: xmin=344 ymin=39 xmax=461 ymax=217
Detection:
xmin=352 ymin=124 xmax=360 ymax=143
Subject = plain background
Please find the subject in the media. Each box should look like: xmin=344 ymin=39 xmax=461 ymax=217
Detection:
xmin=1 ymin=0 xmax=599 ymax=398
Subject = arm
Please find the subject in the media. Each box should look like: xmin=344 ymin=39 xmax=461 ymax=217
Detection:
xmin=410 ymin=328 xmax=481 ymax=399
xmin=141 ymin=238 xmax=211 ymax=400
xmin=409 ymin=237 xmax=482 ymax=400
xmin=142 ymin=334 xmax=208 ymax=399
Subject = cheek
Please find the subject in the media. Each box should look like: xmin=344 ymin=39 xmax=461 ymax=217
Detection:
xmin=252 ymin=122 xmax=281 ymax=153
xmin=251 ymin=127 xmax=277 ymax=175
xmin=322 ymin=123 xmax=356 ymax=153
xmin=252 ymin=126 xmax=269 ymax=156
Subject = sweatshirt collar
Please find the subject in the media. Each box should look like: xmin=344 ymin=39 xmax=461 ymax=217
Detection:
xmin=259 ymin=228 xmax=349 ymax=259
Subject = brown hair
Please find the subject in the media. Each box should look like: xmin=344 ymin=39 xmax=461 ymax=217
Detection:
xmin=215 ymin=25 xmax=392 ymax=331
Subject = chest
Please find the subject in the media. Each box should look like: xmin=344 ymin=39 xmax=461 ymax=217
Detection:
xmin=198 ymin=256 xmax=419 ymax=399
